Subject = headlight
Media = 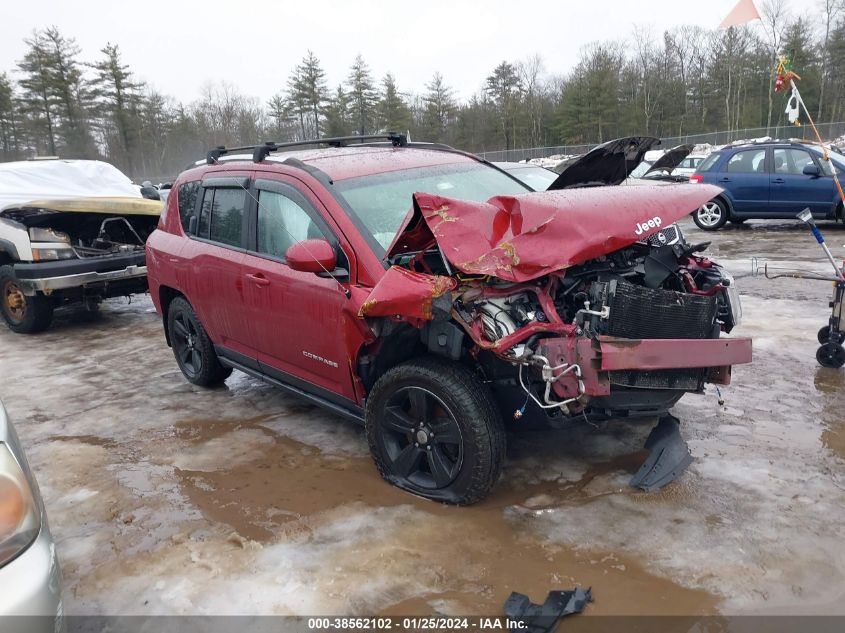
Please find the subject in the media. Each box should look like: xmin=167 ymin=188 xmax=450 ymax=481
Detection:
xmin=720 ymin=270 xmax=742 ymax=330
xmin=0 ymin=442 xmax=40 ymax=568
xmin=28 ymin=227 xmax=70 ymax=244
xmin=31 ymin=247 xmax=76 ymax=261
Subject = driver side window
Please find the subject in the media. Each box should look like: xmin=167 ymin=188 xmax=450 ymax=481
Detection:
xmin=256 ymin=190 xmax=327 ymax=260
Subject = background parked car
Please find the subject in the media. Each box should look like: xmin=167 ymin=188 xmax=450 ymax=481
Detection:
xmin=0 ymin=399 xmax=62 ymax=627
xmin=494 ymin=161 xmax=558 ymax=190
xmin=673 ymin=154 xmax=707 ymax=178
xmin=0 ymin=159 xmax=162 ymax=333
xmin=690 ymin=141 xmax=845 ymax=230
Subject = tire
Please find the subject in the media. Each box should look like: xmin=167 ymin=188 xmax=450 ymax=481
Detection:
xmin=816 ymin=342 xmax=845 ymax=368
xmin=166 ymin=296 xmax=232 ymax=386
xmin=0 ymin=265 xmax=54 ymax=334
xmin=818 ymin=325 xmax=845 ymax=345
xmin=365 ymin=356 xmax=505 ymax=505
xmin=693 ymin=198 xmax=729 ymax=231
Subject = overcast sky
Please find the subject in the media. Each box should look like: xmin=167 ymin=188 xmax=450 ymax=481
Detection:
xmin=0 ymin=0 xmax=802 ymax=105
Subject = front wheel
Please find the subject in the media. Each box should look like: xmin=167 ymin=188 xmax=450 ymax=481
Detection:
xmin=693 ymin=199 xmax=729 ymax=231
xmin=0 ymin=265 xmax=53 ymax=334
xmin=365 ymin=357 xmax=505 ymax=505
xmin=166 ymin=297 xmax=232 ymax=386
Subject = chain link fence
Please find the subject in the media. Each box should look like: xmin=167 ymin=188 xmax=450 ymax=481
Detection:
xmin=477 ymin=122 xmax=845 ymax=163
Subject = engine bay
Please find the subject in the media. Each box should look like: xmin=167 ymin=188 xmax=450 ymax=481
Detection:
xmin=386 ymin=224 xmax=742 ymax=418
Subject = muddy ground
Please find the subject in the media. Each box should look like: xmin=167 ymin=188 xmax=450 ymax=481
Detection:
xmin=1 ymin=217 xmax=844 ymax=616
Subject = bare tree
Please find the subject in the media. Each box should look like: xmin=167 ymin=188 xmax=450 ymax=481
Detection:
xmin=818 ymin=0 xmax=844 ymax=118
xmin=517 ymin=54 xmax=547 ymax=147
xmin=759 ymin=0 xmax=791 ymax=130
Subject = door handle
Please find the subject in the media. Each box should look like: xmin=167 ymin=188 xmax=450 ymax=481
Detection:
xmin=772 ymin=178 xmax=785 ymax=184
xmin=245 ymin=273 xmax=271 ymax=287
xmin=718 ymin=177 xmax=731 ymax=183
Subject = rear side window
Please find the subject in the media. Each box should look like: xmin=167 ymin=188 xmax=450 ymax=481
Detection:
xmin=256 ymin=190 xmax=326 ymax=259
xmin=178 ymin=181 xmax=200 ymax=233
xmin=197 ymin=188 xmax=246 ymax=248
xmin=726 ymin=149 xmax=767 ymax=173
xmin=696 ymin=153 xmax=720 ymax=172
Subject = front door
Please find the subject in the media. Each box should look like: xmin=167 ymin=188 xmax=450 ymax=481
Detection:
xmin=769 ymin=147 xmax=834 ymax=216
xmin=241 ymin=178 xmax=356 ymax=402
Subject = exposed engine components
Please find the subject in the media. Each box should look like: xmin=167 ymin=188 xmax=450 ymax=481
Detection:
xmin=443 ymin=237 xmax=742 ymax=416
xmin=517 ymin=353 xmax=585 ymax=415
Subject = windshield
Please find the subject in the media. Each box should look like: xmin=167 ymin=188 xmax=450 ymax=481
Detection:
xmin=628 ymin=161 xmax=653 ymax=179
xmin=334 ymin=162 xmax=529 ymax=253
xmin=696 ymin=153 xmax=720 ymax=172
xmin=505 ymin=166 xmax=559 ymax=191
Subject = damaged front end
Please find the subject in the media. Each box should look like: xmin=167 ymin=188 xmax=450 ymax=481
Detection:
xmin=1 ymin=197 xmax=160 ymax=300
xmin=361 ymin=184 xmax=752 ymax=433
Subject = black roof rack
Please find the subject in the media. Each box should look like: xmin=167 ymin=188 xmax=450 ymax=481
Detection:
xmin=206 ymin=132 xmax=408 ymax=165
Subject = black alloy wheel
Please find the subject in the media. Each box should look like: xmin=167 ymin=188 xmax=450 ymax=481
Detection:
xmin=379 ymin=386 xmax=464 ymax=490
xmin=365 ymin=357 xmax=505 ymax=505
xmin=172 ymin=310 xmax=203 ymax=379
xmin=166 ymin=297 xmax=232 ymax=386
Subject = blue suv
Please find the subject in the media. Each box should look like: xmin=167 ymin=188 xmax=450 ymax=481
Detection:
xmin=689 ymin=142 xmax=845 ymax=230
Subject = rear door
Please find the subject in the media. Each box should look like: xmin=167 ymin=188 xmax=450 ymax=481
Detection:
xmin=770 ymin=147 xmax=835 ymax=216
xmin=241 ymin=176 xmax=357 ymax=402
xmin=180 ymin=176 xmax=254 ymax=361
xmin=718 ymin=148 xmax=769 ymax=214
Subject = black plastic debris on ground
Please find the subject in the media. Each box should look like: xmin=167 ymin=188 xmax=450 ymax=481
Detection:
xmin=629 ymin=414 xmax=693 ymax=492
xmin=503 ymin=587 xmax=592 ymax=633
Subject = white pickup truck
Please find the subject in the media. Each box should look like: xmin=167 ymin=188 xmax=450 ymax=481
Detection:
xmin=0 ymin=159 xmax=162 ymax=333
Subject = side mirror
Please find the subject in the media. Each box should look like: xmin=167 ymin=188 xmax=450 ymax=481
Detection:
xmin=803 ymin=164 xmax=821 ymax=177
xmin=285 ymin=239 xmax=337 ymax=274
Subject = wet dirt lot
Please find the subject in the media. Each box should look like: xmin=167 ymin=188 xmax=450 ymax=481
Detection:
xmin=1 ymin=217 xmax=844 ymax=617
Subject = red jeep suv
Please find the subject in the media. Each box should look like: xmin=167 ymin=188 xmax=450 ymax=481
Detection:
xmin=146 ymin=135 xmax=752 ymax=504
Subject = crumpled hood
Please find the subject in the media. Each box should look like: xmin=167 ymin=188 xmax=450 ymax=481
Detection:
xmin=386 ymin=184 xmax=721 ymax=282
xmin=548 ymin=136 xmax=660 ymax=189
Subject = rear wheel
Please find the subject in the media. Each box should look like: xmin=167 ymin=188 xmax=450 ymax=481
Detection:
xmin=0 ymin=265 xmax=53 ymax=334
xmin=693 ymin=199 xmax=729 ymax=231
xmin=365 ymin=357 xmax=505 ymax=505
xmin=166 ymin=297 xmax=232 ymax=386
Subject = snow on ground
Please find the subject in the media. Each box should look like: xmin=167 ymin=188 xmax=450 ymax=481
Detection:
xmin=0 ymin=218 xmax=844 ymax=616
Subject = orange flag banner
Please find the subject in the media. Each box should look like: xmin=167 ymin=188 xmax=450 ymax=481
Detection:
xmin=719 ymin=0 xmax=761 ymax=28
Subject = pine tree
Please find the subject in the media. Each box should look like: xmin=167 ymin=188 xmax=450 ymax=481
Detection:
xmin=378 ymin=73 xmax=412 ymax=133
xmin=0 ymin=73 xmax=20 ymax=159
xmin=323 ymin=85 xmax=351 ymax=137
xmin=17 ymin=30 xmax=58 ymax=155
xmin=422 ymin=72 xmax=457 ymax=142
xmin=484 ymin=61 xmax=523 ymax=150
xmin=346 ymin=54 xmax=378 ymax=136
xmin=42 ymin=27 xmax=96 ymax=157
xmin=267 ymin=92 xmax=288 ymax=138
xmin=300 ymin=51 xmax=328 ymax=137
xmin=90 ymin=43 xmax=144 ymax=173
xmin=285 ymin=68 xmax=309 ymax=140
